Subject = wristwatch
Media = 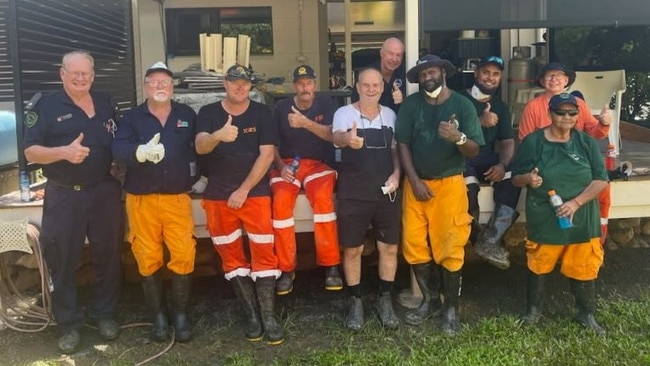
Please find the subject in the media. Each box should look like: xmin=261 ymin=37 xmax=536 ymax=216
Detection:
xmin=455 ymin=132 xmax=467 ymax=145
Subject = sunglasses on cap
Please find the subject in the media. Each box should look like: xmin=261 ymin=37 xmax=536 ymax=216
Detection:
xmin=484 ymin=56 xmax=504 ymax=67
xmin=226 ymin=66 xmax=252 ymax=80
xmin=552 ymin=109 xmax=579 ymax=117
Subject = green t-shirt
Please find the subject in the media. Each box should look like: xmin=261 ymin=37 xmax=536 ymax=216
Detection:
xmin=512 ymin=129 xmax=608 ymax=245
xmin=458 ymin=89 xmax=513 ymax=153
xmin=395 ymin=91 xmax=485 ymax=179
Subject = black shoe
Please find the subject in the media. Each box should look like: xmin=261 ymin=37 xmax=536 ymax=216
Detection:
xmin=346 ymin=296 xmax=364 ymax=331
xmin=97 ymin=319 xmax=119 ymax=341
xmin=324 ymin=266 xmax=343 ymax=291
xmin=378 ymin=293 xmax=399 ymax=329
xmin=58 ymin=329 xmax=80 ymax=354
xmin=276 ymin=272 xmax=295 ymax=295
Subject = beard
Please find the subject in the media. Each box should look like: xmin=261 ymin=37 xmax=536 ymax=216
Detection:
xmin=153 ymin=91 xmax=170 ymax=102
xmin=421 ymin=77 xmax=443 ymax=93
xmin=475 ymin=81 xmax=497 ymax=95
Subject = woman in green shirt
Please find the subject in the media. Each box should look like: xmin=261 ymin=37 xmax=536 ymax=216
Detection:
xmin=512 ymin=93 xmax=608 ymax=335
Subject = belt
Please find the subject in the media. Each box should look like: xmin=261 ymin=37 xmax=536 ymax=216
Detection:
xmin=47 ymin=180 xmax=97 ymax=191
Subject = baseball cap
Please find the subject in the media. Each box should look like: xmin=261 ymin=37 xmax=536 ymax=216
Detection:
xmin=549 ymin=92 xmax=579 ymax=110
xmin=145 ymin=61 xmax=173 ymax=78
xmin=293 ymin=65 xmax=316 ymax=82
xmin=478 ymin=56 xmax=504 ymax=70
xmin=225 ymin=64 xmax=252 ymax=82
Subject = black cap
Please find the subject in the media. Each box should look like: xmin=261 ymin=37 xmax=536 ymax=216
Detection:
xmin=477 ymin=56 xmax=504 ymax=70
xmin=406 ymin=54 xmax=456 ymax=83
xmin=549 ymin=92 xmax=579 ymax=109
xmin=293 ymin=65 xmax=316 ymax=82
xmin=225 ymin=64 xmax=252 ymax=82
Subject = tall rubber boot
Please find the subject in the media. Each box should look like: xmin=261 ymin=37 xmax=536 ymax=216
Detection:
xmin=404 ymin=262 xmax=443 ymax=326
xmin=256 ymin=276 xmax=285 ymax=345
xmin=170 ymin=274 xmax=192 ymax=342
xmin=441 ymin=268 xmax=462 ymax=336
xmin=521 ymin=270 xmax=544 ymax=326
xmin=230 ymin=276 xmax=263 ymax=342
xmin=570 ymin=279 xmax=606 ymax=336
xmin=141 ymin=271 xmax=169 ymax=342
xmin=474 ymin=203 xmax=519 ymax=270
xmin=467 ymin=183 xmax=481 ymax=244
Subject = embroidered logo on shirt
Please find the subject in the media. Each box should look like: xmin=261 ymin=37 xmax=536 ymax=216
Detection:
xmin=568 ymin=153 xmax=580 ymax=161
xmin=243 ymin=127 xmax=257 ymax=134
xmin=24 ymin=112 xmax=38 ymax=128
xmin=56 ymin=113 xmax=73 ymax=122
xmin=176 ymin=120 xmax=189 ymax=128
xmin=104 ymin=119 xmax=117 ymax=137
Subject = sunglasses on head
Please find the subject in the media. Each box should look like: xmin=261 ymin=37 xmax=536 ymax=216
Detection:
xmin=552 ymin=108 xmax=579 ymax=117
xmin=485 ymin=56 xmax=504 ymax=67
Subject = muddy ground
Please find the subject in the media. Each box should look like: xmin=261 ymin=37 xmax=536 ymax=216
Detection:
xmin=0 ymin=244 xmax=648 ymax=365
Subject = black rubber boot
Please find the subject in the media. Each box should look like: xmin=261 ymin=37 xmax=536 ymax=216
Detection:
xmin=441 ymin=268 xmax=462 ymax=337
xmin=378 ymin=293 xmax=399 ymax=329
xmin=474 ymin=203 xmax=519 ymax=270
xmin=275 ymin=271 xmax=295 ymax=295
xmin=324 ymin=265 xmax=343 ymax=291
xmin=141 ymin=271 xmax=169 ymax=342
xmin=171 ymin=274 xmax=192 ymax=342
xmin=404 ymin=262 xmax=443 ymax=326
xmin=521 ymin=270 xmax=545 ymax=326
xmin=346 ymin=296 xmax=364 ymax=330
xmin=231 ymin=276 xmax=263 ymax=342
xmin=256 ymin=276 xmax=285 ymax=345
xmin=467 ymin=183 xmax=481 ymax=244
xmin=570 ymin=279 xmax=606 ymax=336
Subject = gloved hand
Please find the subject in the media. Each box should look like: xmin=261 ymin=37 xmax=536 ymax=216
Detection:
xmin=191 ymin=176 xmax=208 ymax=194
xmin=136 ymin=133 xmax=165 ymax=164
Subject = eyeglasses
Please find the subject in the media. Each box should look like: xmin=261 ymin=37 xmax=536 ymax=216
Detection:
xmin=552 ymin=108 xmax=579 ymax=116
xmin=484 ymin=56 xmax=504 ymax=67
xmin=359 ymin=113 xmax=389 ymax=149
xmin=145 ymin=79 xmax=173 ymax=87
xmin=62 ymin=67 xmax=94 ymax=80
xmin=543 ymin=73 xmax=567 ymax=80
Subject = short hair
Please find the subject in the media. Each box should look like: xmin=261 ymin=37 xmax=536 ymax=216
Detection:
xmin=62 ymin=50 xmax=95 ymax=70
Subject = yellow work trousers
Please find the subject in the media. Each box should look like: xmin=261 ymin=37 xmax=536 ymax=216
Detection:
xmin=526 ymin=238 xmax=603 ymax=280
xmin=401 ymin=174 xmax=472 ymax=272
xmin=126 ymin=193 xmax=196 ymax=276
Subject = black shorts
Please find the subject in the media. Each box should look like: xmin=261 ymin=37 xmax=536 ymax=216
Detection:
xmin=337 ymin=196 xmax=401 ymax=248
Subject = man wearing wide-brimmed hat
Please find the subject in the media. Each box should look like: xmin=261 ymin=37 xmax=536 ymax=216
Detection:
xmin=518 ymin=62 xmax=613 ymax=248
xmin=395 ymin=54 xmax=484 ymax=336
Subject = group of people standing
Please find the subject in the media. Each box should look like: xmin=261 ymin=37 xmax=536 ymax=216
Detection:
xmin=23 ymin=37 xmax=612 ymax=353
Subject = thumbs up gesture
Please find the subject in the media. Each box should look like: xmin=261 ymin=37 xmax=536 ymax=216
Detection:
xmin=479 ymin=102 xmax=498 ymax=128
xmin=391 ymin=81 xmax=403 ymax=105
xmin=597 ymin=104 xmax=612 ymax=126
xmin=348 ymin=121 xmax=364 ymax=150
xmin=288 ymin=106 xmax=309 ymax=128
xmin=215 ymin=115 xmax=238 ymax=142
xmin=438 ymin=114 xmax=461 ymax=143
xmin=66 ymin=133 xmax=91 ymax=164
xmin=136 ymin=132 xmax=166 ymax=164
xmin=528 ymin=167 xmax=543 ymax=189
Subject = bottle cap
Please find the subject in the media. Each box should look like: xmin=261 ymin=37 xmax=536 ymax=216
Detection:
xmin=547 ymin=189 xmax=556 ymax=196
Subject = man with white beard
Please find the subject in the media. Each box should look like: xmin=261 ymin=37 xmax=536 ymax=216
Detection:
xmin=112 ymin=62 xmax=198 ymax=343
xmin=458 ymin=56 xmax=519 ymax=270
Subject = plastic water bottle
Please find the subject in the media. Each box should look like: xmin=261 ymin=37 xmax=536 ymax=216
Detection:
xmin=605 ymin=144 xmax=616 ymax=170
xmin=548 ymin=189 xmax=572 ymax=229
xmin=288 ymin=156 xmax=300 ymax=175
xmin=19 ymin=170 xmax=31 ymax=202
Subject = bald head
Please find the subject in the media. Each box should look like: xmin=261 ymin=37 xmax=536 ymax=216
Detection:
xmin=379 ymin=37 xmax=404 ymax=74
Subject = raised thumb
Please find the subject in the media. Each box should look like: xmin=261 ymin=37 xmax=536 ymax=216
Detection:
xmin=225 ymin=114 xmax=233 ymax=125
xmin=149 ymin=132 xmax=160 ymax=145
xmin=531 ymin=167 xmax=539 ymax=175
xmin=485 ymin=102 xmax=491 ymax=112
xmin=73 ymin=132 xmax=84 ymax=144
xmin=351 ymin=121 xmax=358 ymax=134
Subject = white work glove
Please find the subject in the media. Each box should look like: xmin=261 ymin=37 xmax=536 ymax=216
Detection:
xmin=135 ymin=133 xmax=165 ymax=164
xmin=191 ymin=176 xmax=208 ymax=194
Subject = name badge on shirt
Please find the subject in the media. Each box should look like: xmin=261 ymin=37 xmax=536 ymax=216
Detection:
xmin=177 ymin=120 xmax=189 ymax=128
xmin=57 ymin=113 xmax=73 ymax=122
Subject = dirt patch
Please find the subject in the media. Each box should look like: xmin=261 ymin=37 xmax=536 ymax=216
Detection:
xmin=0 ymin=246 xmax=648 ymax=365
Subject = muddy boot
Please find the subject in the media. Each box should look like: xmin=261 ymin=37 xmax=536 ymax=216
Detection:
xmin=441 ymin=268 xmax=462 ymax=337
xmin=378 ymin=293 xmax=399 ymax=329
xmin=521 ymin=270 xmax=545 ymax=326
xmin=570 ymin=279 xmax=606 ymax=336
xmin=324 ymin=265 xmax=343 ymax=291
xmin=141 ymin=272 xmax=169 ymax=342
xmin=231 ymin=276 xmax=263 ymax=342
xmin=256 ymin=276 xmax=284 ymax=345
xmin=474 ymin=203 xmax=518 ymax=270
xmin=171 ymin=274 xmax=192 ymax=343
xmin=275 ymin=271 xmax=295 ymax=295
xmin=404 ymin=262 xmax=443 ymax=326
xmin=467 ymin=183 xmax=481 ymax=244
xmin=58 ymin=329 xmax=80 ymax=354
xmin=346 ymin=296 xmax=364 ymax=330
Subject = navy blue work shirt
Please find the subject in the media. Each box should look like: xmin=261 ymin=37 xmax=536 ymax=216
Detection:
xmin=351 ymin=61 xmax=406 ymax=114
xmin=23 ymin=90 xmax=118 ymax=186
xmin=112 ymin=100 xmax=197 ymax=194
